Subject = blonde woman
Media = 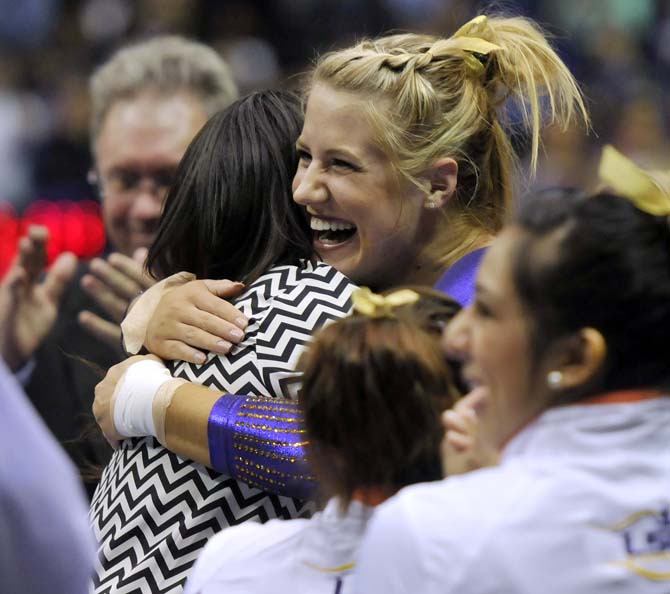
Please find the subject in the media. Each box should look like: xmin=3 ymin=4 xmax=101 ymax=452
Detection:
xmin=92 ymin=13 xmax=589 ymax=594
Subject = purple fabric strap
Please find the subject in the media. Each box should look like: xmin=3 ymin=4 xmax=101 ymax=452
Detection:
xmin=208 ymin=394 xmax=315 ymax=500
xmin=433 ymin=247 xmax=487 ymax=306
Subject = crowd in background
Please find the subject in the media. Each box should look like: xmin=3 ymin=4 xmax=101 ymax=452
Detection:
xmin=0 ymin=0 xmax=668 ymax=221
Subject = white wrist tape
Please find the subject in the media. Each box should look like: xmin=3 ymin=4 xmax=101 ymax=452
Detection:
xmin=113 ymin=359 xmax=173 ymax=438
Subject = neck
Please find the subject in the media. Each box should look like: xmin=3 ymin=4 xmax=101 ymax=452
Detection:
xmin=406 ymin=215 xmax=493 ymax=286
xmin=350 ymin=486 xmax=394 ymax=507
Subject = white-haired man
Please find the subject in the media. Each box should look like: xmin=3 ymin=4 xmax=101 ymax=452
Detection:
xmin=0 ymin=36 xmax=237 ymax=494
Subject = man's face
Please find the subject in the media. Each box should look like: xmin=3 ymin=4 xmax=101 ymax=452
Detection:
xmin=94 ymin=92 xmax=208 ymax=256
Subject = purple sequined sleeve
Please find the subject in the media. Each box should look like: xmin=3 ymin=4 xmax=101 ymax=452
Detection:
xmin=207 ymin=394 xmax=316 ymax=500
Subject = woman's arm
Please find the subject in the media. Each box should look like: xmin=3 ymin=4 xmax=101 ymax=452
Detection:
xmin=101 ymin=263 xmax=355 ymax=497
xmin=166 ymin=384 xmax=315 ymax=499
xmin=121 ymin=274 xmax=249 ymax=362
xmin=94 ymin=357 xmax=316 ymax=499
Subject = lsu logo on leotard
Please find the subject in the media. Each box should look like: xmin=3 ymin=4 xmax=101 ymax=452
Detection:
xmin=597 ymin=507 xmax=670 ymax=580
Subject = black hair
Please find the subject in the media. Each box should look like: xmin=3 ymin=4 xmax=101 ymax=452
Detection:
xmin=147 ymin=89 xmax=314 ymax=282
xmin=513 ymin=188 xmax=670 ymax=394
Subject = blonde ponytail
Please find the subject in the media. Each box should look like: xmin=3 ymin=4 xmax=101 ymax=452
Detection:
xmin=311 ymin=14 xmax=589 ymax=234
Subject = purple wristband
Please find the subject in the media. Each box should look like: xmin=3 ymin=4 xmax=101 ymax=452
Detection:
xmin=207 ymin=394 xmax=316 ymax=499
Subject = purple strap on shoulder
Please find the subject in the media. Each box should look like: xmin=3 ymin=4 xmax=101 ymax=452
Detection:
xmin=433 ymin=248 xmax=487 ymax=306
xmin=208 ymin=394 xmax=315 ymax=500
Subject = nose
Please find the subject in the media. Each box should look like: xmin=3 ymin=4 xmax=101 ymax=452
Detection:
xmin=442 ymin=306 xmax=473 ymax=361
xmin=292 ymin=162 xmax=328 ymax=206
xmin=129 ymin=185 xmax=163 ymax=223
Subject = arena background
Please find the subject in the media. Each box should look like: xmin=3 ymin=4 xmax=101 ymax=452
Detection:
xmin=0 ymin=0 xmax=668 ymax=274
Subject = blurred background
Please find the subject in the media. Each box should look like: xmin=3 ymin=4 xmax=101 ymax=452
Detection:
xmin=0 ymin=0 xmax=668 ymax=274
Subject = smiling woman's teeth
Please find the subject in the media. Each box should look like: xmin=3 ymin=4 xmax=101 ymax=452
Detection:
xmin=310 ymin=218 xmax=357 ymax=245
xmin=310 ymin=218 xmax=356 ymax=232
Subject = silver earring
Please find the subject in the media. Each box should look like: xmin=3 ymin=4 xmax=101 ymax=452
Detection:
xmin=547 ymin=370 xmax=563 ymax=389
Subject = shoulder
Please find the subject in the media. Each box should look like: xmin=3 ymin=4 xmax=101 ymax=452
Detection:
xmin=246 ymin=261 xmax=355 ymax=300
xmin=354 ymin=467 xmax=537 ymax=594
xmin=230 ymin=261 xmax=354 ymax=317
xmin=240 ymin=262 xmax=355 ymax=338
xmin=0 ymin=363 xmax=94 ymax=593
xmin=186 ymin=518 xmax=309 ymax=593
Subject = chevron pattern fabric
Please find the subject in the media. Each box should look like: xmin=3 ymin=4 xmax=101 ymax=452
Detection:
xmin=90 ymin=262 xmax=355 ymax=594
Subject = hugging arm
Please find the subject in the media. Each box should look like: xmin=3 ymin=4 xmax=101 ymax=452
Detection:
xmin=168 ymin=384 xmax=316 ymax=499
xmin=105 ymin=264 xmax=354 ymax=498
xmin=94 ymin=358 xmax=316 ymax=500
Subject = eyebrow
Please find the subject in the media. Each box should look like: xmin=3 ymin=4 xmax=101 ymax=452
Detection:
xmin=325 ymin=147 xmax=363 ymax=163
xmin=296 ymin=139 xmax=365 ymax=164
xmin=474 ymin=282 xmax=499 ymax=301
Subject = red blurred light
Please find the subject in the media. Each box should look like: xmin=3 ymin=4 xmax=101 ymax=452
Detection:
xmin=0 ymin=203 xmax=19 ymax=278
xmin=0 ymin=199 xmax=107 ymax=278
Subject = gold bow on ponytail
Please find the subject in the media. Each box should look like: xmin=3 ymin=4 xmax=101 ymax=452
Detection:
xmin=598 ymin=145 xmax=670 ymax=216
xmin=446 ymin=15 xmax=503 ymax=76
xmin=351 ymin=287 xmax=420 ymax=319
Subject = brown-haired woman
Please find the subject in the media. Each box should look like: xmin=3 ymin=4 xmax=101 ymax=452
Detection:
xmin=182 ymin=287 xmax=461 ymax=594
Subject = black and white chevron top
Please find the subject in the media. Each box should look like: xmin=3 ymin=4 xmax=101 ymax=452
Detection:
xmin=90 ymin=261 xmax=355 ymax=594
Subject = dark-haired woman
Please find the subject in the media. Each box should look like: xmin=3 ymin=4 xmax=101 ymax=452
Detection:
xmin=90 ymin=91 xmax=356 ymax=594
xmin=182 ymin=287 xmax=461 ymax=594
xmin=354 ymin=149 xmax=670 ymax=594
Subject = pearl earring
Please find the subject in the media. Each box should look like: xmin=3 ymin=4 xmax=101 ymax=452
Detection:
xmin=547 ymin=370 xmax=563 ymax=389
xmin=424 ymin=191 xmax=442 ymax=210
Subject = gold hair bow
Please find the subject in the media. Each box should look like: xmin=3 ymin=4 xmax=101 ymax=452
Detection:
xmin=598 ymin=145 xmax=670 ymax=216
xmin=351 ymin=287 xmax=420 ymax=319
xmin=448 ymin=15 xmax=503 ymax=76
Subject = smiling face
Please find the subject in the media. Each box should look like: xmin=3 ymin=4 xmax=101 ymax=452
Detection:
xmin=95 ymin=92 xmax=208 ymax=256
xmin=292 ymin=83 xmax=432 ymax=289
xmin=443 ymin=228 xmax=555 ymax=447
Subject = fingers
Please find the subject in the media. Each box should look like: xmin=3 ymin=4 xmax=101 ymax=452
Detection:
xmin=132 ymin=247 xmax=148 ymax=264
xmin=26 ymin=225 xmax=49 ymax=243
xmin=88 ymin=257 xmax=145 ymax=301
xmin=442 ymin=388 xmax=488 ymax=454
xmin=103 ymin=435 xmax=120 ymax=450
xmin=141 ymin=279 xmax=249 ymax=363
xmin=194 ymin=282 xmax=248 ymax=330
xmin=42 ymin=252 xmax=77 ymax=304
xmin=1 ymin=261 xmax=27 ymax=298
xmin=155 ymin=339 xmax=208 ymax=365
xmin=81 ymin=274 xmax=128 ymax=322
xmin=93 ymin=354 xmax=162 ymax=447
xmin=108 ymin=251 xmax=156 ymax=291
xmin=179 ymin=320 xmax=235 ymax=354
xmin=180 ymin=306 xmax=247 ymax=345
xmin=203 ymin=278 xmax=246 ymax=300
xmin=0 ymin=265 xmax=26 ymax=342
xmin=454 ymin=386 xmax=490 ymax=415
xmin=445 ymin=430 xmax=474 ymax=453
xmin=443 ymin=408 xmax=476 ymax=434
xmin=78 ymin=310 xmax=122 ymax=348
xmin=18 ymin=226 xmax=48 ymax=284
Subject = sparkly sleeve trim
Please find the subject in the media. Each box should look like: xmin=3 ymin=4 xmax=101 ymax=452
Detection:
xmin=208 ymin=394 xmax=316 ymax=499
